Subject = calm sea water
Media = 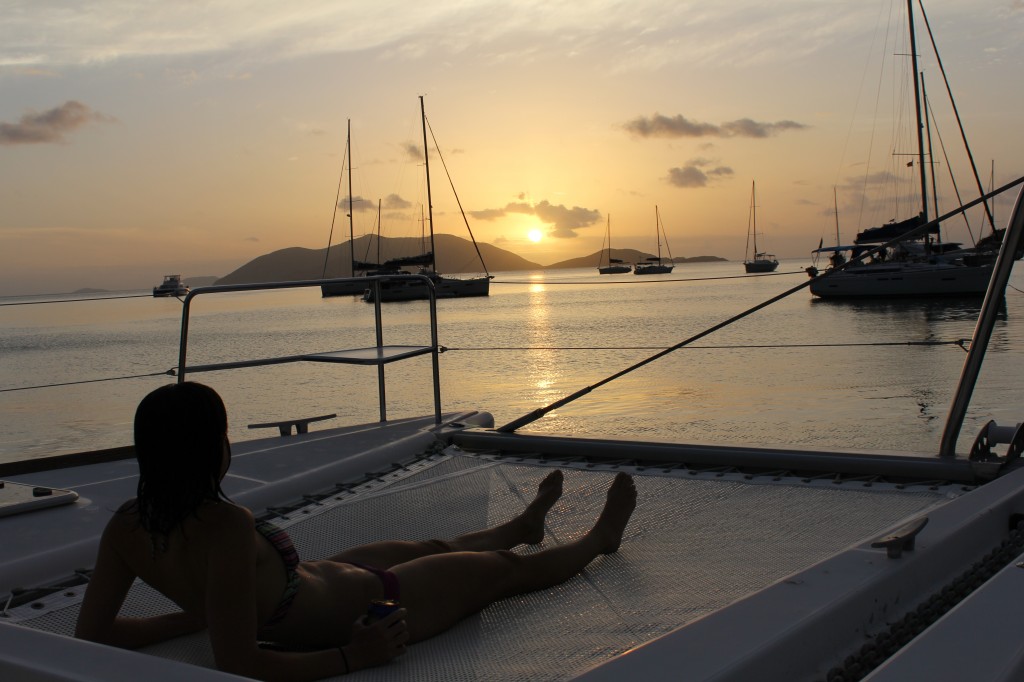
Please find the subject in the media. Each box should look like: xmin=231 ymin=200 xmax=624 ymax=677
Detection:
xmin=2 ymin=260 xmax=1023 ymax=464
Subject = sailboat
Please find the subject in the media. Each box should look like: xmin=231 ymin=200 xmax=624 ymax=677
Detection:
xmin=319 ymin=119 xmax=371 ymax=297
xmin=363 ymin=96 xmax=492 ymax=302
xmin=743 ymin=181 xmax=779 ymax=273
xmin=807 ymin=0 xmax=995 ymax=298
xmin=597 ymin=215 xmax=631 ymax=274
xmin=633 ymin=205 xmax=674 ymax=275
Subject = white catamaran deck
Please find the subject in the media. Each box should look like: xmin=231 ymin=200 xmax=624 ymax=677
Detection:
xmin=5 ymin=415 xmax=1017 ymax=681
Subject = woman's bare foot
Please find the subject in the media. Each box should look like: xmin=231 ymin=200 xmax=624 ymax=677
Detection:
xmin=590 ymin=473 xmax=638 ymax=554
xmin=520 ymin=470 xmax=564 ymax=544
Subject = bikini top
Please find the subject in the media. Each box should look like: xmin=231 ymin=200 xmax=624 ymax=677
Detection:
xmin=254 ymin=519 xmax=301 ymax=626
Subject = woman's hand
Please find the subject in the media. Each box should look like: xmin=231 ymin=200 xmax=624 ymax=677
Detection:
xmin=343 ymin=608 xmax=409 ymax=672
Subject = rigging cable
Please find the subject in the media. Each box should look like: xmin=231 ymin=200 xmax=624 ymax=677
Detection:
xmin=915 ymin=0 xmax=995 ymax=233
xmin=445 ymin=340 xmax=968 ymax=353
xmin=0 ymin=340 xmax=969 ymax=394
xmin=495 ymin=176 xmax=1024 ymax=433
xmin=0 ymin=370 xmax=176 ymax=393
xmin=0 ymin=294 xmax=156 ymax=306
xmin=319 ymin=124 xmax=350 ymax=279
xmin=424 ymin=113 xmax=490 ymax=277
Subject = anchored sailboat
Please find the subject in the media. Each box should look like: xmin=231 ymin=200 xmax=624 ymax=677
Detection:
xmin=320 ymin=119 xmax=372 ymax=297
xmin=807 ymin=0 xmax=997 ymax=298
xmin=364 ymin=96 xmax=492 ymax=302
xmin=743 ymin=181 xmax=779 ymax=273
xmin=597 ymin=215 xmax=631 ymax=274
xmin=633 ymin=206 xmax=674 ymax=275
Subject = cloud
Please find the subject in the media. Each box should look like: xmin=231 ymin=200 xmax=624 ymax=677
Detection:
xmin=469 ymin=208 xmax=510 ymax=221
xmin=470 ymin=199 xmax=601 ymax=238
xmin=340 ymin=195 xmax=375 ymax=212
xmin=625 ymin=114 xmax=718 ymax=138
xmin=383 ymin=193 xmax=411 ymax=209
xmin=0 ymin=100 xmax=113 ymax=145
xmin=624 ymin=113 xmax=808 ymax=139
xmin=401 ymin=142 xmax=422 ymax=160
xmin=667 ymin=166 xmax=710 ymax=188
xmin=720 ymin=118 xmax=807 ymax=138
xmin=667 ymin=159 xmax=734 ymax=188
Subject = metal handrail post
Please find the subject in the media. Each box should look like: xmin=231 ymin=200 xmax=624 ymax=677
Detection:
xmin=176 ymin=290 xmax=197 ymax=383
xmin=428 ymin=284 xmax=441 ymax=424
xmin=373 ymin=280 xmax=386 ymax=422
xmin=172 ymin=276 xmax=442 ymax=430
xmin=940 ymin=186 xmax=1024 ymax=456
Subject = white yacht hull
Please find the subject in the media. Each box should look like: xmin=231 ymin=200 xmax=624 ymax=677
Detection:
xmin=363 ymin=275 xmax=490 ymax=302
xmin=810 ymin=262 xmax=994 ymax=298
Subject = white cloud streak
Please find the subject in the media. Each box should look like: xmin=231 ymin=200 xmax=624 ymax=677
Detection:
xmin=3 ymin=1 xmax=990 ymax=72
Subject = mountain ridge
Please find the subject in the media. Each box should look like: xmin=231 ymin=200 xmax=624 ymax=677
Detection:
xmin=216 ymin=233 xmax=726 ymax=285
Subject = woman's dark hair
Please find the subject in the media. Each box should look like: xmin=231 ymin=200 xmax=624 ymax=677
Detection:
xmin=133 ymin=382 xmax=231 ymax=546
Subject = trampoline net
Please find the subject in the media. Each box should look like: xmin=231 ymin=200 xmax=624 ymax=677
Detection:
xmin=11 ymin=450 xmax=954 ymax=681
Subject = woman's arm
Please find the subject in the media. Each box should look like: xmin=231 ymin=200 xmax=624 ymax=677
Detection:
xmin=75 ymin=516 xmax=206 ymax=648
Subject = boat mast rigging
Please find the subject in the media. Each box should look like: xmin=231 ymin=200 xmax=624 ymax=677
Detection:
xmin=320 ymin=119 xmax=354 ymax=278
xmin=914 ymin=0 xmax=996 ymax=234
xmin=907 ymin=0 xmax=929 ymax=231
xmin=419 ymin=96 xmax=437 ymax=274
xmin=422 ymin=100 xmax=491 ymax=277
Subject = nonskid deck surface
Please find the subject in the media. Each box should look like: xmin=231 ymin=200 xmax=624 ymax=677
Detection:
xmin=5 ymin=449 xmax=958 ymax=681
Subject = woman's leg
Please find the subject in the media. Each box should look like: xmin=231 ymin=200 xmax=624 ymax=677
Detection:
xmin=393 ymin=473 xmax=637 ymax=642
xmin=327 ymin=470 xmax=564 ymax=568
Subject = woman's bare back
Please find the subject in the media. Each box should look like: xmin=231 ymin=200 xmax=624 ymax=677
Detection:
xmin=107 ymin=500 xmax=382 ymax=646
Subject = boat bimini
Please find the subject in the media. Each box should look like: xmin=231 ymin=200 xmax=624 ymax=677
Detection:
xmin=2 ymin=182 xmax=1024 ymax=681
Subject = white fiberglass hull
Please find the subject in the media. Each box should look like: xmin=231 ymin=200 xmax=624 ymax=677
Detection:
xmin=810 ymin=262 xmax=994 ymax=298
xmin=5 ymin=421 xmax=1024 ymax=682
xmin=363 ymin=275 xmax=490 ymax=302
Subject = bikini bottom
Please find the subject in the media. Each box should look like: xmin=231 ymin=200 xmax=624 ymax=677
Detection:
xmin=347 ymin=561 xmax=401 ymax=600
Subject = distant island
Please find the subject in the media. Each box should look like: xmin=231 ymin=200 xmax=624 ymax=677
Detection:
xmin=674 ymin=256 xmax=728 ymax=263
xmin=214 ymin=234 xmax=727 ymax=286
xmin=184 ymin=276 xmax=220 ymax=288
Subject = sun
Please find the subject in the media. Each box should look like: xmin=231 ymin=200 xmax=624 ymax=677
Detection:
xmin=527 ymin=229 xmax=543 ymax=243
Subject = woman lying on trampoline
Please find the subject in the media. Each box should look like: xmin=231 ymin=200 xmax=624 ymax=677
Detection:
xmin=75 ymin=381 xmax=638 ymax=681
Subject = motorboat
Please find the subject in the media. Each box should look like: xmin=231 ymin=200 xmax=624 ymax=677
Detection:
xmin=152 ymin=275 xmax=189 ymax=298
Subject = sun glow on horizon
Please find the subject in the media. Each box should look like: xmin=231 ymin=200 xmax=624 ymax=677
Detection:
xmin=527 ymin=229 xmax=543 ymax=243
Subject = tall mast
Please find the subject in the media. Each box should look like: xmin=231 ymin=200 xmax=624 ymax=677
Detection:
xmin=655 ymin=205 xmax=662 ymax=262
xmin=319 ymin=119 xmax=350 ymax=279
xmin=752 ymin=181 xmax=758 ymax=255
xmin=906 ymin=0 xmax=929 ymax=224
xmin=346 ymin=119 xmax=355 ymax=275
xmin=606 ymin=215 xmax=612 ymax=261
xmin=419 ymin=95 xmax=437 ymax=273
xmin=915 ymin=0 xmax=995 ymax=234
xmin=833 ymin=186 xmax=841 ymax=246
xmin=921 ymin=76 xmax=942 ymax=243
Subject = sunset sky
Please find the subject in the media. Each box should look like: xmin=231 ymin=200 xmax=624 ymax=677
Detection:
xmin=2 ymin=0 xmax=1023 ymax=295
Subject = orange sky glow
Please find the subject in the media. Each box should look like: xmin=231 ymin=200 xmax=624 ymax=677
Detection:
xmin=1 ymin=0 xmax=1022 ymax=295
